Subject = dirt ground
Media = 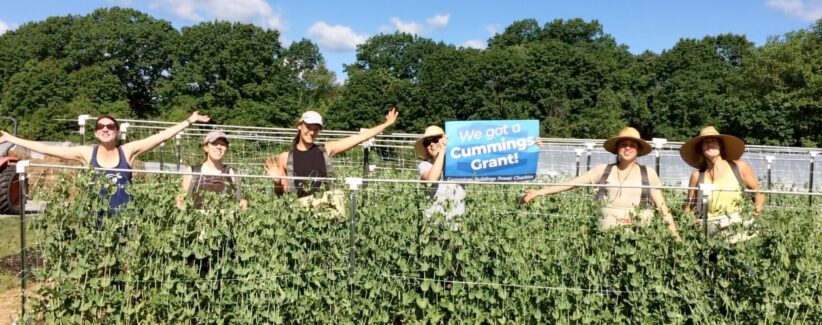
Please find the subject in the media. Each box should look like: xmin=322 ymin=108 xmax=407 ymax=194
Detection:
xmin=0 ymin=283 xmax=38 ymax=324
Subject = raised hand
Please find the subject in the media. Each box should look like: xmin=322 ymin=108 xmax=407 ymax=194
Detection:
xmin=520 ymin=189 xmax=540 ymax=204
xmin=384 ymin=107 xmax=399 ymax=126
xmin=189 ymin=111 xmax=211 ymax=124
xmin=264 ymin=156 xmax=282 ymax=177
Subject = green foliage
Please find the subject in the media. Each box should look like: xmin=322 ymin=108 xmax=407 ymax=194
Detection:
xmin=29 ymin=169 xmax=822 ymax=323
xmin=1 ymin=10 xmax=821 ymax=147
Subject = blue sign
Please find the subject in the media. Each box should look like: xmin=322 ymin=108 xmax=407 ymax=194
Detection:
xmin=444 ymin=120 xmax=540 ymax=181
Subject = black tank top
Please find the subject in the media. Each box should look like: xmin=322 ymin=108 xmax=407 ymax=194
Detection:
xmin=292 ymin=145 xmax=328 ymax=198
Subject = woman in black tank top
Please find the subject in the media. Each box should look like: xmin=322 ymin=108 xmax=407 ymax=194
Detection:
xmin=177 ymin=130 xmax=248 ymax=210
xmin=264 ymin=108 xmax=400 ymax=196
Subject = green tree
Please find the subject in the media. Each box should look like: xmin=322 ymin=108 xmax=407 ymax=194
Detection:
xmin=156 ymin=21 xmax=301 ymax=126
xmin=733 ymin=21 xmax=822 ymax=146
xmin=66 ymin=7 xmax=178 ymax=117
xmin=347 ymin=33 xmax=448 ymax=81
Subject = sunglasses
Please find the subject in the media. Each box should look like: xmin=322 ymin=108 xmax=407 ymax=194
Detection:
xmin=423 ymin=136 xmax=442 ymax=147
xmin=95 ymin=124 xmax=117 ymax=131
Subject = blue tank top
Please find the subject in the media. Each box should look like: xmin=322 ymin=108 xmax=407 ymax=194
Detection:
xmin=91 ymin=145 xmax=133 ymax=214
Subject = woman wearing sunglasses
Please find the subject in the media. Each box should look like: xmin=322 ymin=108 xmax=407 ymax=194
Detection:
xmin=0 ymin=112 xmax=209 ymax=215
xmin=415 ymin=125 xmax=465 ymax=223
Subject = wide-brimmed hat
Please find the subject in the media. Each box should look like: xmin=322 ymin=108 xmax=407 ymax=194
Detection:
xmin=602 ymin=127 xmax=653 ymax=156
xmin=414 ymin=126 xmax=445 ymax=160
xmin=679 ymin=126 xmax=745 ymax=168
xmin=203 ymin=130 xmax=229 ymax=145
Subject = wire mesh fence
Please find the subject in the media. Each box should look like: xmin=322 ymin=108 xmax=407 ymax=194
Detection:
xmin=6 ymin=162 xmax=822 ymax=322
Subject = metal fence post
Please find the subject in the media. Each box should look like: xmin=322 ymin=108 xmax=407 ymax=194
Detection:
xmin=359 ymin=128 xmax=374 ymax=190
xmin=119 ymin=122 xmax=130 ymax=142
xmin=175 ymin=133 xmax=183 ymax=171
xmin=699 ymin=183 xmax=714 ymax=238
xmin=699 ymin=182 xmax=714 ymax=282
xmin=765 ymin=155 xmax=774 ymax=189
xmin=78 ymin=115 xmax=90 ymax=145
xmin=574 ymin=148 xmax=584 ymax=177
xmin=159 ymin=142 xmax=165 ymax=171
xmin=345 ymin=177 xmax=363 ymax=301
xmin=652 ymin=138 xmax=667 ymax=177
xmin=810 ymin=152 xmax=818 ymax=206
xmin=17 ymin=160 xmax=30 ymax=320
xmin=585 ymin=143 xmax=594 ymax=171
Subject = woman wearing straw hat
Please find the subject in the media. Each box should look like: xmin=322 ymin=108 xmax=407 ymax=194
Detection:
xmin=176 ymin=130 xmax=248 ymax=211
xmin=521 ymin=127 xmax=681 ymax=240
xmin=680 ymin=126 xmax=764 ymax=239
xmin=415 ymin=125 xmax=466 ymax=222
xmin=264 ymin=108 xmax=399 ymax=216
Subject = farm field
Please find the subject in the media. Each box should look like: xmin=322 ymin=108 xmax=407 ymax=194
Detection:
xmin=9 ymin=165 xmax=820 ymax=323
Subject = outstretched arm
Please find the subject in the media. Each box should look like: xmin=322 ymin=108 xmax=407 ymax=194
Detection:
xmin=0 ymin=131 xmax=88 ymax=164
xmin=325 ymin=108 xmax=399 ymax=157
xmin=123 ymin=111 xmax=209 ymax=164
xmin=520 ymin=165 xmax=604 ymax=204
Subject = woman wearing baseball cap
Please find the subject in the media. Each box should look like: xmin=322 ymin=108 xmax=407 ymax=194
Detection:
xmin=264 ymin=108 xmax=399 ymax=216
xmin=680 ymin=126 xmax=764 ymax=241
xmin=521 ymin=127 xmax=681 ymax=240
xmin=176 ymin=130 xmax=248 ymax=211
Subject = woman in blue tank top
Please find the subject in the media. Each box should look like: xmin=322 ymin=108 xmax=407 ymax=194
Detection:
xmin=0 ymin=111 xmax=210 ymax=216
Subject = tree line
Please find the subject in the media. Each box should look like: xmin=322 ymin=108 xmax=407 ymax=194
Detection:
xmin=0 ymin=7 xmax=819 ymax=147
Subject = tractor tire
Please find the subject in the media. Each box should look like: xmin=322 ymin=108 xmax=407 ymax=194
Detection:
xmin=0 ymin=166 xmax=23 ymax=215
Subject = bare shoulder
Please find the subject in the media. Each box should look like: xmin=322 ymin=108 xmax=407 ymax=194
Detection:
xmin=77 ymin=146 xmax=96 ymax=164
xmin=688 ymin=170 xmax=700 ymax=185
xmin=732 ymin=159 xmax=753 ymax=170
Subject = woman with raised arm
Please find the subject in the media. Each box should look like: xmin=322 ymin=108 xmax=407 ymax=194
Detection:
xmin=0 ymin=112 xmax=209 ymax=215
xmin=176 ymin=130 xmax=248 ymax=211
xmin=680 ymin=126 xmax=764 ymax=242
xmin=264 ymin=108 xmax=399 ymax=215
xmin=521 ymin=127 xmax=681 ymax=241
xmin=415 ymin=125 xmax=465 ymax=222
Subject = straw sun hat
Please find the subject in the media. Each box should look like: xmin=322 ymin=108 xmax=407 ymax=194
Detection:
xmin=679 ymin=126 xmax=745 ymax=168
xmin=602 ymin=127 xmax=653 ymax=156
xmin=414 ymin=125 xmax=445 ymax=160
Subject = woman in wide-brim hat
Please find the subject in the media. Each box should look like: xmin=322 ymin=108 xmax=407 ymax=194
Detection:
xmin=680 ymin=126 xmax=764 ymax=241
xmin=522 ymin=127 xmax=681 ymax=241
xmin=416 ymin=125 xmax=466 ymax=223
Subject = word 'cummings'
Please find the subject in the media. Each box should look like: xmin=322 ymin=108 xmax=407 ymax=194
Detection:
xmin=449 ymin=137 xmax=537 ymax=159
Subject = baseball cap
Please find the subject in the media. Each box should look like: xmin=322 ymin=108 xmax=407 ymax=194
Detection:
xmin=203 ymin=130 xmax=229 ymax=144
xmin=298 ymin=111 xmax=323 ymax=126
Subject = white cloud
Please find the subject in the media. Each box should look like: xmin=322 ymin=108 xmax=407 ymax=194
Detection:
xmin=462 ymin=40 xmax=487 ymax=49
xmin=484 ymin=24 xmax=498 ymax=35
xmin=149 ymin=0 xmax=287 ymax=31
xmin=389 ymin=17 xmax=424 ymax=35
xmin=383 ymin=13 xmax=451 ymax=35
xmin=426 ymin=14 xmax=450 ymax=29
xmin=307 ymin=21 xmax=368 ymax=52
xmin=0 ymin=20 xmax=13 ymax=35
xmin=767 ymin=0 xmax=822 ymax=21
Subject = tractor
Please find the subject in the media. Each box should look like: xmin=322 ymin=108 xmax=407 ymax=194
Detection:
xmin=0 ymin=117 xmax=25 ymax=214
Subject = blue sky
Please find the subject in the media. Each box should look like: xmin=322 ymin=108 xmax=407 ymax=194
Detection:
xmin=1 ymin=0 xmax=821 ymax=82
